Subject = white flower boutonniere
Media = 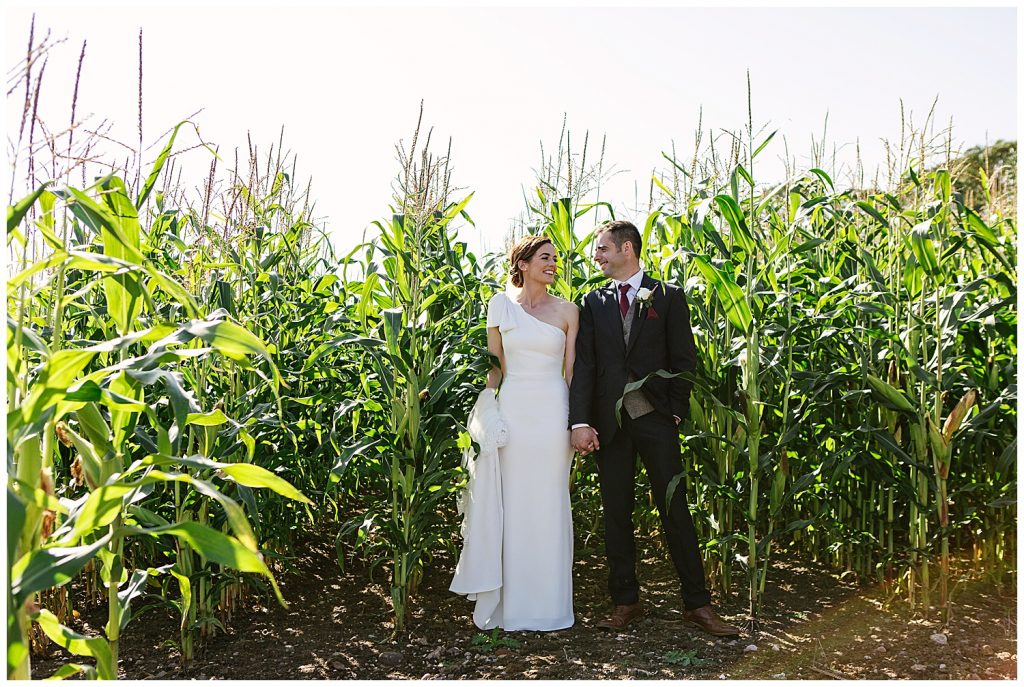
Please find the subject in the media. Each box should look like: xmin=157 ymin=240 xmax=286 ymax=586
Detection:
xmin=635 ymin=285 xmax=660 ymax=320
xmin=635 ymin=287 xmax=654 ymax=307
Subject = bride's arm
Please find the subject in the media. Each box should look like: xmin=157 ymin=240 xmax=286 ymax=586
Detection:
xmin=486 ymin=326 xmax=505 ymax=390
xmin=563 ymin=304 xmax=580 ymax=386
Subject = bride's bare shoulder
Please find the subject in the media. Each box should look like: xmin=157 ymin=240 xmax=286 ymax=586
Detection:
xmin=552 ymin=297 xmax=579 ymax=320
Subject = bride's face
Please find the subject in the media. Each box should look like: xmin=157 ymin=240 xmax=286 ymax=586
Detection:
xmin=519 ymin=242 xmax=558 ymax=286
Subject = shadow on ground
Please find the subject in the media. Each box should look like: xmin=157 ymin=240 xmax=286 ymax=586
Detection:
xmin=32 ymin=525 xmax=1017 ymax=680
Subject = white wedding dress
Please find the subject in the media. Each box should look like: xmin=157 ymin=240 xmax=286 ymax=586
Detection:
xmin=464 ymin=291 xmax=575 ymax=631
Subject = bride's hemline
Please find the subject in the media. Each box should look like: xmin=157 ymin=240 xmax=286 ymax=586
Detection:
xmin=475 ymin=617 xmax=575 ymax=633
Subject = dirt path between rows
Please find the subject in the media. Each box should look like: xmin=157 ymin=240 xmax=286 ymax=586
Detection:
xmin=33 ymin=526 xmax=1016 ymax=680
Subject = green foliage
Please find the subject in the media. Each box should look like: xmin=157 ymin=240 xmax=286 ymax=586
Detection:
xmin=471 ymin=628 xmax=522 ymax=652
xmin=663 ymin=649 xmax=710 ymax=667
xmin=5 ymin=30 xmax=1016 ymax=675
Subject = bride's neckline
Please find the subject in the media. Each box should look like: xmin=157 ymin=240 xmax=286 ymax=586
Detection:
xmin=507 ymin=294 xmax=566 ymax=337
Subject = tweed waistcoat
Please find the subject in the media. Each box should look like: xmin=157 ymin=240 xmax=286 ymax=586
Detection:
xmin=621 ymin=298 xmax=655 ymax=419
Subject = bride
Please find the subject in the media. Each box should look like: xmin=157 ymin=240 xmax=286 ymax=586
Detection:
xmin=450 ymin=234 xmax=578 ymax=631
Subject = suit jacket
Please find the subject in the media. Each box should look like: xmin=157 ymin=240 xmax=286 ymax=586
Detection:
xmin=568 ymin=273 xmax=697 ymax=444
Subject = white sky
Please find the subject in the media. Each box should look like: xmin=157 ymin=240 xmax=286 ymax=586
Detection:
xmin=4 ymin=3 xmax=1018 ymax=257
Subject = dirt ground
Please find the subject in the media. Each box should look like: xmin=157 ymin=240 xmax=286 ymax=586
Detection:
xmin=33 ymin=527 xmax=1017 ymax=680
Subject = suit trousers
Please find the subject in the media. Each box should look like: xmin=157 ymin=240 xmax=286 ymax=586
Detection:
xmin=594 ymin=411 xmax=712 ymax=610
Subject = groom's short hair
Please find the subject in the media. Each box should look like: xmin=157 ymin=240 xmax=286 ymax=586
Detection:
xmin=597 ymin=220 xmax=642 ymax=256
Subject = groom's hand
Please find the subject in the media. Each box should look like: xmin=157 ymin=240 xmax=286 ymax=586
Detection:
xmin=571 ymin=427 xmax=600 ymax=455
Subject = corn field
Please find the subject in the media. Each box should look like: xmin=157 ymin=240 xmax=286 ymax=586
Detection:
xmin=6 ymin=27 xmax=1016 ymax=680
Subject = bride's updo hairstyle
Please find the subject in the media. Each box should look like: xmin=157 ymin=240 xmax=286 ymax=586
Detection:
xmin=508 ymin=235 xmax=555 ymax=288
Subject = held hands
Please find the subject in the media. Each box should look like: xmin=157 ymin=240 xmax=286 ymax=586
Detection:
xmin=571 ymin=427 xmax=600 ymax=456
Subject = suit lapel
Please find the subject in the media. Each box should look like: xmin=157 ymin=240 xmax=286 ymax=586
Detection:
xmin=625 ymin=274 xmax=659 ymax=357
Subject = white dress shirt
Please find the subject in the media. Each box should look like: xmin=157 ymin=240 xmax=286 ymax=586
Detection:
xmin=613 ymin=269 xmax=645 ymax=309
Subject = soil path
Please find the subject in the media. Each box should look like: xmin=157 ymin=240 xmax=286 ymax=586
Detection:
xmin=33 ymin=527 xmax=1016 ymax=680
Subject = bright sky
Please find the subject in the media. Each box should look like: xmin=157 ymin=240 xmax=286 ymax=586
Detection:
xmin=5 ymin=3 xmax=1018 ymax=257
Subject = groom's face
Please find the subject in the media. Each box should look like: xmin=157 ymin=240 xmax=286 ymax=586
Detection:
xmin=594 ymin=234 xmax=626 ymax=278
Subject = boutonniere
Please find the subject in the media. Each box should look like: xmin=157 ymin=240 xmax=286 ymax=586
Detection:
xmin=635 ymin=285 xmax=659 ymax=320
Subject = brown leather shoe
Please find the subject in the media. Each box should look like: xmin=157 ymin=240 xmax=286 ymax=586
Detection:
xmin=682 ymin=605 xmax=741 ymax=637
xmin=596 ymin=602 xmax=643 ymax=630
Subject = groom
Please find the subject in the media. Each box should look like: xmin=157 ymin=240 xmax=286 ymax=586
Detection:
xmin=568 ymin=220 xmax=739 ymax=637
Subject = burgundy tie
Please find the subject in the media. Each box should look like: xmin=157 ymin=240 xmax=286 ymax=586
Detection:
xmin=618 ymin=283 xmax=630 ymax=317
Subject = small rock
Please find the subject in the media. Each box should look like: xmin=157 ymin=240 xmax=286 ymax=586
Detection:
xmin=770 ymin=643 xmax=781 ymax=652
xmin=875 ymin=645 xmax=887 ymax=654
xmin=968 ymin=674 xmax=980 ymax=680
xmin=426 ymin=647 xmax=443 ymax=661
xmin=412 ymin=637 xmax=428 ymax=646
xmin=330 ymin=662 xmax=345 ymax=670
xmin=911 ymin=664 xmax=926 ymax=672
xmin=931 ymin=633 xmax=948 ymax=645
xmin=772 ymin=674 xmax=786 ymax=679
xmin=980 ymin=645 xmax=994 ymax=656
xmin=744 ymin=644 xmax=758 ymax=653
xmin=939 ymin=664 xmax=947 ymax=672
xmin=380 ymin=651 xmax=404 ymax=666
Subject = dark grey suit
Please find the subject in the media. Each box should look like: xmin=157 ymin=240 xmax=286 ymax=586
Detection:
xmin=568 ymin=273 xmax=711 ymax=609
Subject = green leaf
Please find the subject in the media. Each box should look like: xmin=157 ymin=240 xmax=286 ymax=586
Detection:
xmin=32 ymin=609 xmax=115 ymax=680
xmin=137 ymin=121 xmax=187 ymax=209
xmin=11 ymin=531 xmax=114 ymax=607
xmin=691 ymin=256 xmax=752 ymax=333
xmin=131 ymin=470 xmax=259 ymax=552
xmin=615 ymin=369 xmax=687 ymax=429
xmin=109 ymin=371 xmax=142 ymax=450
xmin=218 ymin=463 xmax=312 ymax=505
xmin=331 ymin=437 xmax=380 ymax=482
xmin=809 ymin=167 xmax=834 ymax=190
xmin=752 ymin=130 xmax=777 ymax=159
xmin=855 ymin=200 xmax=889 ymax=228
xmin=33 ymin=191 xmax=65 ymax=251
xmin=185 ymin=409 xmax=229 ymax=427
xmin=910 ymin=219 xmax=940 ymax=276
xmin=131 ymin=521 xmax=286 ymax=606
xmin=713 ymin=195 xmax=755 ymax=253
xmin=56 ymin=485 xmax=134 ymax=546
xmin=145 ymin=266 xmax=200 ymax=318
xmin=116 ymin=569 xmax=151 ymax=633
xmin=7 ymin=487 xmax=27 ymax=576
xmin=934 ymin=168 xmax=951 ymax=204
xmin=184 ymin=317 xmax=283 ymax=389
xmin=169 ymin=564 xmax=192 ymax=635
xmin=238 ymin=428 xmax=256 ymax=461
xmin=43 ymin=663 xmax=97 ymax=680
xmin=17 ymin=349 xmax=100 ymax=430
xmin=7 ymin=183 xmax=50 ymax=234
